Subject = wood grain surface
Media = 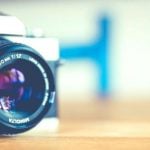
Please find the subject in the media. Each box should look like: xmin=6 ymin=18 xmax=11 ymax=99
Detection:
xmin=1 ymin=96 xmax=150 ymax=150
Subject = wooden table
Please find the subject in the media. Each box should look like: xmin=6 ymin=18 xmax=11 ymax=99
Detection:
xmin=1 ymin=96 xmax=150 ymax=150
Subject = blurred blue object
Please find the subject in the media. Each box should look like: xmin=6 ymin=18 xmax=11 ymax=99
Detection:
xmin=60 ymin=16 xmax=110 ymax=96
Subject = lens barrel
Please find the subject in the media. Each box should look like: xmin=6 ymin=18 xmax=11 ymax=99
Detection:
xmin=0 ymin=37 xmax=55 ymax=134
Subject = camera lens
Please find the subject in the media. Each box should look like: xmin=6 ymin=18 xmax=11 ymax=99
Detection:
xmin=0 ymin=60 xmax=47 ymax=118
xmin=0 ymin=40 xmax=55 ymax=134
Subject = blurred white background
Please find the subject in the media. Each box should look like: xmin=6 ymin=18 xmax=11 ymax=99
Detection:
xmin=0 ymin=0 xmax=150 ymax=98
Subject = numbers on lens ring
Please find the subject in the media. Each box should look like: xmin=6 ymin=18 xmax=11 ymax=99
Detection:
xmin=11 ymin=54 xmax=22 ymax=59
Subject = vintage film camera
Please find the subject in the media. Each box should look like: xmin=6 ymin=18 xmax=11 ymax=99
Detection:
xmin=0 ymin=12 xmax=59 ymax=134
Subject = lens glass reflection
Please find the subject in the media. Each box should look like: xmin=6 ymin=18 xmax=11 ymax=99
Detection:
xmin=0 ymin=68 xmax=25 ymax=110
xmin=0 ymin=59 xmax=46 ymax=119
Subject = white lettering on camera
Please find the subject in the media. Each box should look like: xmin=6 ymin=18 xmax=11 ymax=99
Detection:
xmin=0 ymin=56 xmax=11 ymax=66
xmin=29 ymin=57 xmax=38 ymax=64
xmin=9 ymin=118 xmax=30 ymax=124
xmin=0 ymin=54 xmax=23 ymax=66
xmin=42 ymin=92 xmax=49 ymax=106
xmin=4 ymin=57 xmax=11 ymax=62
xmin=16 ymin=53 xmax=22 ymax=58
xmin=11 ymin=54 xmax=22 ymax=59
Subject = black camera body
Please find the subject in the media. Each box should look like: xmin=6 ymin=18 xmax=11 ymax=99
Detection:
xmin=0 ymin=13 xmax=59 ymax=134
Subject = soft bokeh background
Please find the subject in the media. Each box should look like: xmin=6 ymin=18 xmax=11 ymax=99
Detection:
xmin=1 ymin=0 xmax=150 ymax=100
